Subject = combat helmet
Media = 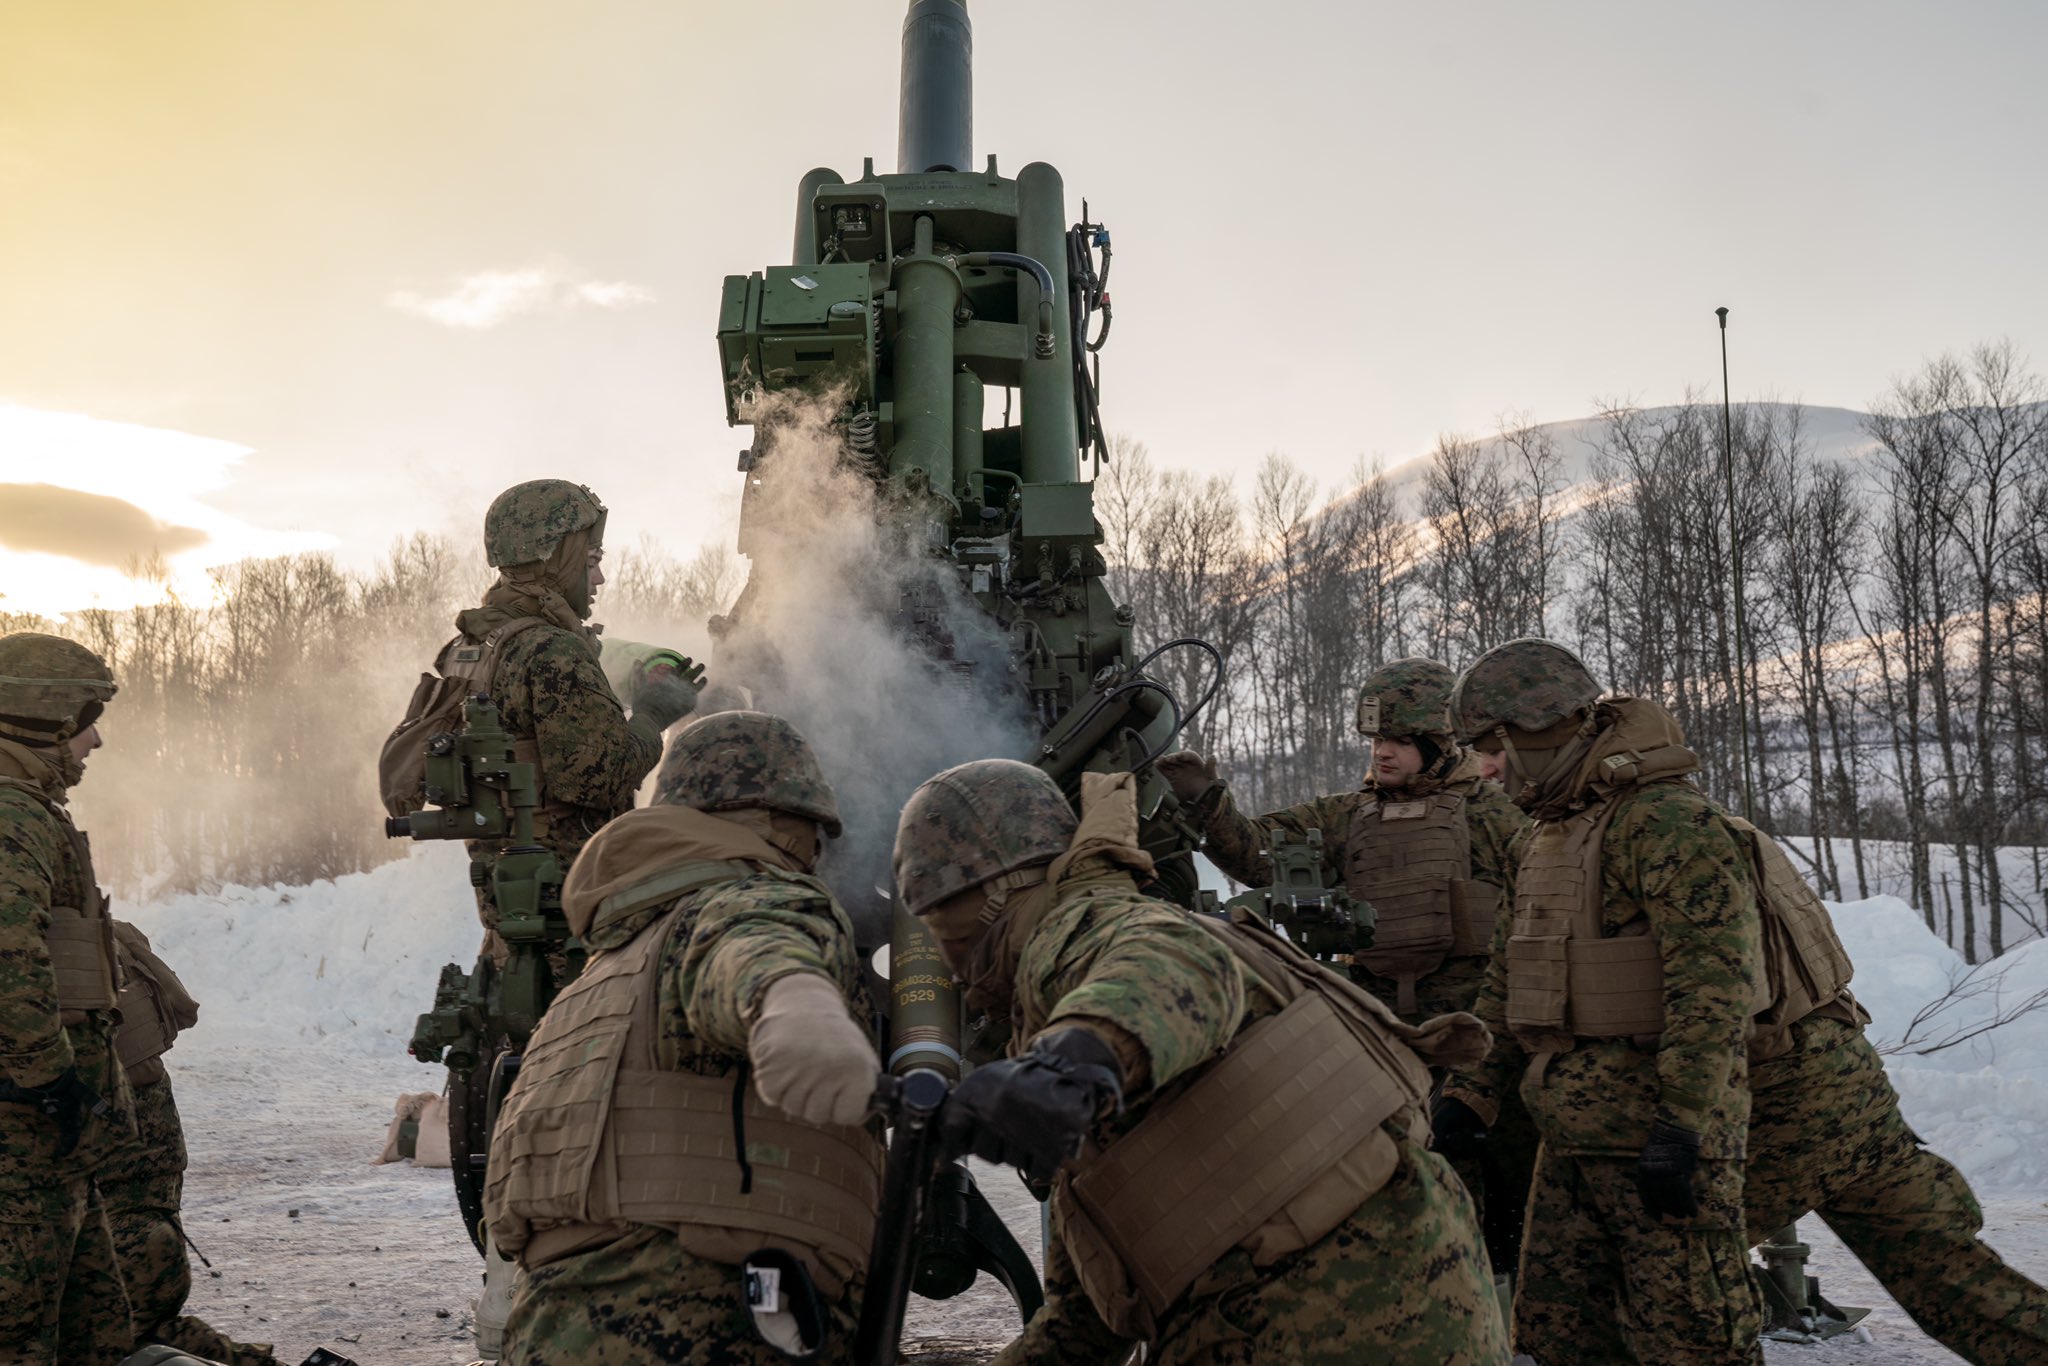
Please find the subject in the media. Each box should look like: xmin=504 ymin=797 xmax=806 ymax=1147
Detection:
xmin=1356 ymin=657 xmax=1458 ymax=738
xmin=894 ymin=758 xmax=1077 ymax=917
xmin=484 ymin=479 xmax=608 ymax=569
xmin=1451 ymin=637 xmax=1602 ymax=741
xmin=0 ymin=633 xmax=117 ymax=746
xmin=654 ymin=711 xmax=842 ymax=836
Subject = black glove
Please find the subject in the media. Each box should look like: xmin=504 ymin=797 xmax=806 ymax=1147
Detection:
xmin=1153 ymin=751 xmax=1221 ymax=809
xmin=0 ymin=1068 xmax=111 ymax=1158
xmin=1429 ymin=1095 xmax=1490 ymax=1163
xmin=939 ymin=1028 xmax=1123 ymax=1185
xmin=1635 ymin=1119 xmax=1704 ymax=1221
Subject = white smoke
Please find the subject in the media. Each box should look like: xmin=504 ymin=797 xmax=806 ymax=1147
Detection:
xmin=700 ymin=392 xmax=1038 ymax=943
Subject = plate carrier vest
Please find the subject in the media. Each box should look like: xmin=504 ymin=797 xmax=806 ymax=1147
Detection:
xmin=484 ymin=868 xmax=883 ymax=1295
xmin=1052 ymin=904 xmax=1446 ymax=1340
xmin=0 ymin=777 xmax=118 ymax=1025
xmin=1344 ymin=783 xmax=1504 ymax=1014
xmin=1504 ymin=770 xmax=1854 ymax=1062
xmin=112 ymin=923 xmax=201 ymax=1087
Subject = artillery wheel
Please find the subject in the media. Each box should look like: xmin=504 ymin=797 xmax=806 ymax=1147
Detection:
xmin=448 ymin=1045 xmax=522 ymax=1256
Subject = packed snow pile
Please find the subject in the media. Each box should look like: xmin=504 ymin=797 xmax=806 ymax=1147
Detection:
xmin=1829 ymin=895 xmax=2048 ymax=1197
xmin=123 ymin=845 xmax=481 ymax=1060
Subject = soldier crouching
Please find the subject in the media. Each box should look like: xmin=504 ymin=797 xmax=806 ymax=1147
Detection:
xmin=893 ymin=760 xmax=1510 ymax=1366
xmin=483 ymin=711 xmax=884 ymax=1365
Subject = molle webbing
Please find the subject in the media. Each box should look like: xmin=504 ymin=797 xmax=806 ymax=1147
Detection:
xmin=1054 ymin=910 xmax=1431 ymax=1335
xmin=45 ymin=913 xmax=117 ymax=1016
xmin=114 ymin=932 xmax=200 ymax=1083
xmin=1345 ymin=790 xmax=1502 ymax=1013
xmin=1730 ymin=816 xmax=1857 ymax=1060
xmin=1062 ymin=991 xmax=1410 ymax=1320
xmin=485 ymin=899 xmax=881 ymax=1289
xmin=1504 ymin=801 xmax=1667 ymax=1047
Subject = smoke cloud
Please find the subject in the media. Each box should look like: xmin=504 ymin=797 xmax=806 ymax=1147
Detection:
xmin=680 ymin=393 xmax=1036 ymax=945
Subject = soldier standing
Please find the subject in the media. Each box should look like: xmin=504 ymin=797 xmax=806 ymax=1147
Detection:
xmin=1437 ymin=637 xmax=1766 ymax=1364
xmin=1160 ymin=658 xmax=1538 ymax=1277
xmin=0 ymin=632 xmax=136 ymax=1362
xmin=440 ymin=479 xmax=699 ymax=959
xmin=100 ymin=920 xmax=282 ymax=1365
xmin=894 ymin=761 xmax=1509 ymax=1366
xmin=485 ymin=711 xmax=884 ymax=1364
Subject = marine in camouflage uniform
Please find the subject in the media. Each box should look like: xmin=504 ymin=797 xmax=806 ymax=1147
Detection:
xmin=488 ymin=712 xmax=883 ymax=1365
xmin=0 ymin=633 xmax=136 ymax=1363
xmin=1745 ymin=985 xmax=2048 ymax=1362
xmin=1438 ymin=638 xmax=1765 ymax=1365
xmin=1162 ymin=659 xmax=1539 ymax=1280
xmin=451 ymin=480 xmax=699 ymax=959
xmin=100 ymin=922 xmax=282 ymax=1366
xmin=896 ymin=760 xmax=1508 ymax=1366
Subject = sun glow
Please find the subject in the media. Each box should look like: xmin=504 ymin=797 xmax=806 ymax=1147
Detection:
xmin=0 ymin=404 xmax=335 ymax=620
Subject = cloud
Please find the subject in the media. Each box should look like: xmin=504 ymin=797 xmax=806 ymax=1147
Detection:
xmin=386 ymin=263 xmax=656 ymax=329
xmin=0 ymin=483 xmax=209 ymax=567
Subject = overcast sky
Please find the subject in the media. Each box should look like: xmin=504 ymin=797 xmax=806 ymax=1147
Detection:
xmin=3 ymin=0 xmax=2044 ymax=616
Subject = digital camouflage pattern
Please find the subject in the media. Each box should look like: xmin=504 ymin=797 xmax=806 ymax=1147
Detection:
xmin=893 ymin=758 xmax=1078 ymax=917
xmin=507 ymin=1224 xmax=860 ymax=1366
xmin=97 ymin=1077 xmax=282 ymax=1365
xmin=1514 ymin=1154 xmax=1761 ymax=1365
xmin=1355 ymin=656 xmax=1458 ymax=739
xmin=501 ymin=849 xmax=871 ymax=1363
xmin=0 ymin=1179 xmax=134 ymax=1363
xmin=962 ymin=850 xmax=1505 ymax=1365
xmin=0 ymin=748 xmax=135 ymax=1177
xmin=0 ymin=635 xmax=116 ymax=747
xmin=1449 ymin=636 xmax=1602 ymax=741
xmin=449 ymin=598 xmax=660 ymax=948
xmin=1442 ymin=704 xmax=1765 ymax=1362
xmin=654 ymin=711 xmax=843 ymax=835
xmin=485 ymin=479 xmax=608 ymax=568
xmin=1006 ymin=1134 xmax=1509 ymax=1366
xmin=1747 ymin=1014 xmax=2048 ymax=1366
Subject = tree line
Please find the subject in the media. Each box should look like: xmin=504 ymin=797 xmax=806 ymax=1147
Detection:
xmin=12 ymin=340 xmax=2043 ymax=962
xmin=1102 ymin=339 xmax=2048 ymax=963
xmin=3 ymin=536 xmax=737 ymax=896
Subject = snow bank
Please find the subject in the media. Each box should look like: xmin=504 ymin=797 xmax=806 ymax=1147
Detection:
xmin=1828 ymin=895 xmax=2048 ymax=1196
xmin=124 ymin=846 xmax=481 ymax=1061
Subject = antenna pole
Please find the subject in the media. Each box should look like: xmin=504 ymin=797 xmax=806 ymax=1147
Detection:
xmin=1717 ymin=306 xmax=1755 ymax=821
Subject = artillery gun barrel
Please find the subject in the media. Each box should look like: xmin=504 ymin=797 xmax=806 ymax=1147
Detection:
xmin=898 ymin=0 xmax=973 ymax=173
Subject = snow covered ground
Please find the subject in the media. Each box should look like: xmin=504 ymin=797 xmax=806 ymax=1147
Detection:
xmin=125 ymin=848 xmax=2048 ymax=1363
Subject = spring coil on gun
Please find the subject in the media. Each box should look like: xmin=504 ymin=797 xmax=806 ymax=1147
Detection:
xmin=845 ymin=409 xmax=883 ymax=478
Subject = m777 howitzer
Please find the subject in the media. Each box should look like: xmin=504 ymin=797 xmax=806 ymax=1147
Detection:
xmin=1197 ymin=829 xmax=1377 ymax=964
xmin=711 ymin=0 xmax=1221 ymax=1345
xmin=385 ymin=695 xmax=581 ymax=1255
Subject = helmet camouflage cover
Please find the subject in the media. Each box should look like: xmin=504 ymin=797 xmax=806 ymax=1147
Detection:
xmin=654 ymin=710 xmax=843 ymax=836
xmin=893 ymin=758 xmax=1077 ymax=917
xmin=1451 ymin=637 xmax=1602 ymax=740
xmin=484 ymin=479 xmax=608 ymax=569
xmin=1356 ymin=656 xmax=1458 ymax=739
xmin=0 ymin=633 xmax=116 ymax=745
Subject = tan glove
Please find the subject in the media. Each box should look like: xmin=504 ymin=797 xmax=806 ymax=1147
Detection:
xmin=1154 ymin=750 xmax=1221 ymax=807
xmin=748 ymin=972 xmax=879 ymax=1127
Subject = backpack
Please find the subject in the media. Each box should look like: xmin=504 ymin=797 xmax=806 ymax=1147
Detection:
xmin=378 ymin=617 xmax=548 ymax=818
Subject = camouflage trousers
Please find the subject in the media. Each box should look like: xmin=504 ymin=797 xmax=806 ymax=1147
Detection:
xmin=1440 ymin=1077 xmax=1540 ymax=1280
xmin=0 ymin=1177 xmax=134 ymax=1365
xmin=1746 ymin=1014 xmax=2048 ymax=1366
xmin=102 ymin=1173 xmax=281 ymax=1366
xmin=999 ymin=1126 xmax=1509 ymax=1366
xmin=502 ymin=1225 xmax=861 ymax=1365
xmin=1514 ymin=1149 xmax=1763 ymax=1365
